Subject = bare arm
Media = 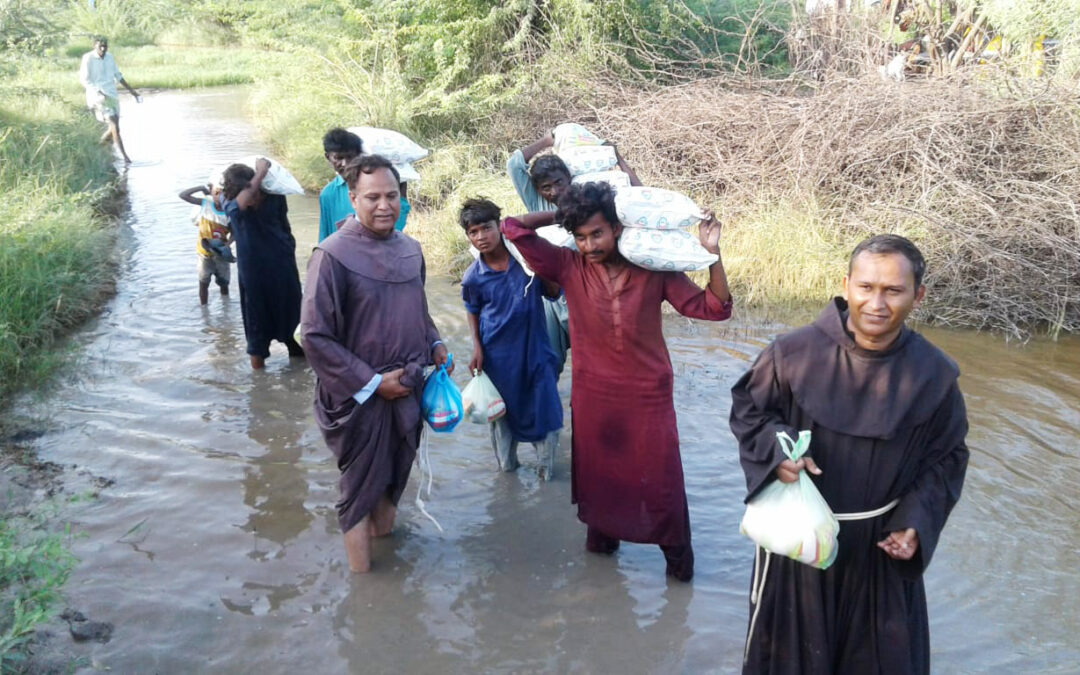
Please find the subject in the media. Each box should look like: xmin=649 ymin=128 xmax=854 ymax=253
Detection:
xmin=179 ymin=185 xmax=209 ymax=205
xmin=466 ymin=312 xmax=483 ymax=374
xmin=236 ymin=158 xmax=270 ymax=211
xmin=118 ymin=77 xmax=140 ymax=99
xmin=699 ymin=211 xmax=731 ymax=303
xmin=609 ymin=143 xmax=643 ymax=187
xmin=521 ymin=130 xmax=554 ymax=163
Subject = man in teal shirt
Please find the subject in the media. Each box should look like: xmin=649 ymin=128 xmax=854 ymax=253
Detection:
xmin=318 ymin=128 xmax=410 ymax=241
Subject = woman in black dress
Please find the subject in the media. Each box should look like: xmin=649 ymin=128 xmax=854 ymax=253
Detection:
xmin=222 ymin=159 xmax=304 ymax=369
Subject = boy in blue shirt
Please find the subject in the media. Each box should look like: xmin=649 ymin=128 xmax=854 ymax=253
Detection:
xmin=318 ymin=128 xmax=410 ymax=241
xmin=460 ymin=198 xmax=562 ymax=480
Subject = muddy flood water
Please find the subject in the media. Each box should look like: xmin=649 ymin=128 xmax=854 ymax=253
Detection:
xmin=9 ymin=88 xmax=1080 ymax=673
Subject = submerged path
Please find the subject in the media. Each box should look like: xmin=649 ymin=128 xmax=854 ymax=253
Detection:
xmin=10 ymin=87 xmax=1080 ymax=672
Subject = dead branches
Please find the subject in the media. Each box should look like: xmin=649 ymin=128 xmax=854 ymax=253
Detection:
xmin=584 ymin=74 xmax=1080 ymax=337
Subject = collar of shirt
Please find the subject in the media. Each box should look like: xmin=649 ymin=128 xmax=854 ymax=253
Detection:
xmin=475 ymin=253 xmax=516 ymax=277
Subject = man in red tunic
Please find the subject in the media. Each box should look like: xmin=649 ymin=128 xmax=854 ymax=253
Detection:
xmin=501 ymin=182 xmax=733 ymax=581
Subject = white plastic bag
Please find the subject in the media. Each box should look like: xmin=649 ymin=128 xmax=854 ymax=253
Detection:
xmin=553 ymin=122 xmax=605 ymax=152
xmin=739 ymin=430 xmax=840 ymax=569
xmin=618 ymin=227 xmax=717 ymax=272
xmin=615 ymin=186 xmax=705 ymax=231
xmin=572 ymin=169 xmax=631 ymax=191
xmin=461 ymin=370 xmax=506 ymax=424
xmin=558 ymin=144 xmax=618 ymax=177
xmin=212 ymin=156 xmax=304 ymax=196
xmin=346 ymin=126 xmax=429 ymax=164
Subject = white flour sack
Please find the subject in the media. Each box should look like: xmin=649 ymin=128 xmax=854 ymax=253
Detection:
xmin=553 ymin=122 xmax=604 ymax=152
xmin=346 ymin=126 xmax=429 ymax=165
xmin=558 ymin=144 xmax=618 ymax=177
xmin=395 ymin=161 xmax=421 ymax=183
xmin=212 ymin=156 xmax=304 ymax=196
xmin=615 ymin=186 xmax=705 ymax=231
xmin=618 ymin=227 xmax=717 ymax=272
xmin=572 ymin=169 xmax=631 ymax=191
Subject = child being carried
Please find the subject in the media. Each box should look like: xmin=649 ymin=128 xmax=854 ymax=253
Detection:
xmin=179 ymin=180 xmax=233 ymax=305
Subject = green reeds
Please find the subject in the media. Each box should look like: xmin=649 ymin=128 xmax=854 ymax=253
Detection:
xmin=0 ymin=57 xmax=116 ymax=404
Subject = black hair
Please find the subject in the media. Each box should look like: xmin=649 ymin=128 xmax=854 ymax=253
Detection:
xmin=342 ymin=154 xmax=400 ymax=190
xmin=322 ymin=127 xmax=363 ymax=155
xmin=458 ymin=197 xmax=502 ymax=231
xmin=221 ymin=163 xmax=255 ymax=201
xmin=849 ymin=234 xmax=927 ymax=287
xmin=529 ymin=154 xmax=571 ymax=190
xmin=555 ymin=182 xmax=619 ymax=233
xmin=94 ymin=36 xmax=108 ymax=45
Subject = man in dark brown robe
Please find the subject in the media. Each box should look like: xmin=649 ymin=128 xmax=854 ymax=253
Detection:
xmin=730 ymin=234 xmax=969 ymax=674
xmin=301 ymin=155 xmax=450 ymax=573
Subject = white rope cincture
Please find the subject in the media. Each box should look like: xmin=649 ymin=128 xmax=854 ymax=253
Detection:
xmin=414 ymin=426 xmax=444 ymax=533
xmin=834 ymin=498 xmax=900 ymax=521
xmin=744 ymin=545 xmax=772 ymax=664
xmin=742 ymin=497 xmax=901 ymax=664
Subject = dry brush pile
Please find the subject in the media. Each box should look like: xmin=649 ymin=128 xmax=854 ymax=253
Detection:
xmin=575 ymin=73 xmax=1080 ymax=338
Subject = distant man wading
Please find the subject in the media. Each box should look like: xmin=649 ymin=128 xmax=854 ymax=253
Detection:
xmin=79 ymin=37 xmax=140 ymax=164
xmin=730 ymin=234 xmax=969 ymax=674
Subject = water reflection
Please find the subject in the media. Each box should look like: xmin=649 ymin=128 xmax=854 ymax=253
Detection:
xmin=241 ymin=366 xmax=316 ymax=551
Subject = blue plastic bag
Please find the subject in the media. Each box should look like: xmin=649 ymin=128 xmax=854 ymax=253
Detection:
xmin=421 ymin=353 xmax=463 ymax=433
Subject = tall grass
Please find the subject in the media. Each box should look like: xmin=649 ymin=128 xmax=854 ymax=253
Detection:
xmin=65 ymin=0 xmax=180 ymax=46
xmin=116 ymin=45 xmax=288 ymax=89
xmin=0 ymin=51 xmax=117 ymax=403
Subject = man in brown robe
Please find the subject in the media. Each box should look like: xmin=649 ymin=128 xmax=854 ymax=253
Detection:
xmin=730 ymin=234 xmax=968 ymax=674
xmin=301 ymin=154 xmax=450 ymax=573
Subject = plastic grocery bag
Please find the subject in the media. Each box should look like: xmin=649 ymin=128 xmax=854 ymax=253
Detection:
xmin=421 ymin=354 xmax=463 ymax=433
xmin=572 ymin=169 xmax=631 ymax=191
xmin=740 ymin=430 xmax=840 ymax=570
xmin=346 ymin=126 xmax=429 ymax=165
xmin=618 ymin=227 xmax=717 ymax=272
xmin=558 ymin=144 xmax=618 ymax=177
xmin=461 ymin=370 xmax=506 ymax=424
xmin=211 ymin=156 xmax=304 ymax=196
xmin=615 ymin=186 xmax=705 ymax=231
xmin=553 ymin=122 xmax=604 ymax=152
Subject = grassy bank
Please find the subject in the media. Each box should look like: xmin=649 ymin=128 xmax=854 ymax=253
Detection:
xmin=0 ymin=51 xmax=117 ymax=405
